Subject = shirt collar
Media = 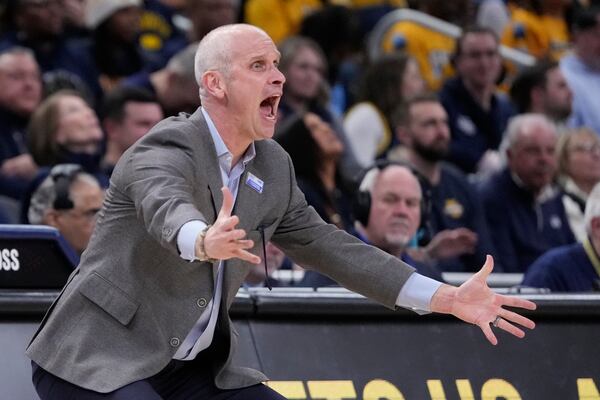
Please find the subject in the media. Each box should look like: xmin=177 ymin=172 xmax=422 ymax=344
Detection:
xmin=201 ymin=107 xmax=256 ymax=172
xmin=510 ymin=171 xmax=556 ymax=203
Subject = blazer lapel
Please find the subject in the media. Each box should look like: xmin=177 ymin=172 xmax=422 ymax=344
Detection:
xmin=189 ymin=108 xmax=224 ymax=281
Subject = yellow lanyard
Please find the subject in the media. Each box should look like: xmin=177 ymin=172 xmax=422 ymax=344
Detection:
xmin=583 ymin=238 xmax=600 ymax=278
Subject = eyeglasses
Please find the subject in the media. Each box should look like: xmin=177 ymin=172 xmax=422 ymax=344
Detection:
xmin=570 ymin=142 xmax=600 ymax=154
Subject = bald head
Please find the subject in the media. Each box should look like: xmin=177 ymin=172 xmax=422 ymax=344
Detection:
xmin=194 ymin=24 xmax=270 ymax=97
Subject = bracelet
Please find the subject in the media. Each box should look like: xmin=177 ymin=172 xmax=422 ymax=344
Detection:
xmin=197 ymin=224 xmax=218 ymax=263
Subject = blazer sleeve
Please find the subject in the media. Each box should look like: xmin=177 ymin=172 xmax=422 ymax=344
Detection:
xmin=115 ymin=127 xmax=210 ymax=256
xmin=271 ymin=153 xmax=416 ymax=309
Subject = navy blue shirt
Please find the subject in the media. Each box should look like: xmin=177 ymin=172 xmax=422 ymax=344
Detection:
xmin=480 ymin=168 xmax=576 ymax=272
xmin=0 ymin=108 xmax=33 ymax=199
xmin=426 ymin=163 xmax=497 ymax=272
xmin=439 ymin=77 xmax=515 ymax=174
xmin=522 ymin=241 xmax=600 ymax=292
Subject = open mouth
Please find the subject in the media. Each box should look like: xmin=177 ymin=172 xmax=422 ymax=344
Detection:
xmin=260 ymin=95 xmax=280 ymax=120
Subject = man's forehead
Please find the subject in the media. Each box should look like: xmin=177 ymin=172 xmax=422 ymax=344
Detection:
xmin=377 ymin=167 xmax=421 ymax=193
xmin=0 ymin=52 xmax=33 ymax=68
xmin=518 ymin=126 xmax=557 ymax=145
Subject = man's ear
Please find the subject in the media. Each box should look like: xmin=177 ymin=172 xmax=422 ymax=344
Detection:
xmin=42 ymin=209 xmax=60 ymax=229
xmin=201 ymin=71 xmax=226 ymax=99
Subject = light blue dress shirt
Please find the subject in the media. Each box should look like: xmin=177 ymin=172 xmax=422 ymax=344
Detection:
xmin=173 ymin=108 xmax=442 ymax=360
xmin=561 ymin=53 xmax=600 ymax=135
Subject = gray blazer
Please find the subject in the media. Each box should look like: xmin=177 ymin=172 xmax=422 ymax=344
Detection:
xmin=26 ymin=109 xmax=415 ymax=393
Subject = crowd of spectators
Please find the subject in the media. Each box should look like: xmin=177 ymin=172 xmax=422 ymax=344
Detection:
xmin=0 ymin=0 xmax=599 ymax=292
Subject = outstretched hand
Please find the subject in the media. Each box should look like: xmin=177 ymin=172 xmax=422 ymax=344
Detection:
xmin=430 ymin=255 xmax=536 ymax=345
xmin=199 ymin=187 xmax=261 ymax=264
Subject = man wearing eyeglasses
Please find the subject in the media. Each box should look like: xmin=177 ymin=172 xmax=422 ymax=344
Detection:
xmin=27 ymin=164 xmax=104 ymax=256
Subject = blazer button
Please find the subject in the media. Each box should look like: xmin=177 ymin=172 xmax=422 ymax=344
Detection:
xmin=169 ymin=337 xmax=180 ymax=347
xmin=197 ymin=298 xmax=207 ymax=308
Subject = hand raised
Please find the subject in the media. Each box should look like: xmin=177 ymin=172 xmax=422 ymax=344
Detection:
xmin=199 ymin=187 xmax=261 ymax=264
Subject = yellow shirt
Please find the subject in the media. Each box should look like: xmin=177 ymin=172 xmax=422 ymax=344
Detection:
xmin=540 ymin=14 xmax=570 ymax=60
xmin=381 ymin=21 xmax=455 ymax=91
xmin=244 ymin=0 xmax=322 ymax=44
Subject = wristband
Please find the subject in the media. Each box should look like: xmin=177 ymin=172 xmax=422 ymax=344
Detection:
xmin=197 ymin=224 xmax=218 ymax=263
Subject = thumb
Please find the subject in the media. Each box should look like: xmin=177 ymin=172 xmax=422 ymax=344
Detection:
xmin=474 ymin=254 xmax=494 ymax=282
xmin=218 ymin=187 xmax=234 ymax=219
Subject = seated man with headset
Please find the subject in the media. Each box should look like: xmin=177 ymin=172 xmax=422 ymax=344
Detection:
xmin=27 ymin=164 xmax=104 ymax=257
xmin=301 ymin=161 xmax=443 ymax=287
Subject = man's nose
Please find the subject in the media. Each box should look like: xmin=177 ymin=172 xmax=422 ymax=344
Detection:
xmin=271 ymin=67 xmax=286 ymax=86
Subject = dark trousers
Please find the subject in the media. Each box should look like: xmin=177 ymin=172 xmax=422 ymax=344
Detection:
xmin=32 ymin=358 xmax=287 ymax=400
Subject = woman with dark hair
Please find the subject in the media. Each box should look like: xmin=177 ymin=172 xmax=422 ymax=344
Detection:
xmin=343 ymin=53 xmax=425 ymax=167
xmin=276 ymin=112 xmax=355 ymax=233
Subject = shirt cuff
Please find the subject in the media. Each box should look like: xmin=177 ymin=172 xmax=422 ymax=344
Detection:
xmin=396 ymin=273 xmax=443 ymax=315
xmin=177 ymin=220 xmax=207 ymax=261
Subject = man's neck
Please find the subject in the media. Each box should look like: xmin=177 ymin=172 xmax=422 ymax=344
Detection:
xmin=462 ymin=79 xmax=494 ymax=110
xmin=406 ymin=150 xmax=440 ymax=184
xmin=204 ymin=105 xmax=252 ymax=165
xmin=102 ymin=141 xmax=123 ymax=167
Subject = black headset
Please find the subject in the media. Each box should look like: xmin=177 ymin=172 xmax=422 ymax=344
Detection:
xmin=50 ymin=164 xmax=83 ymax=210
xmin=352 ymin=159 xmax=433 ymax=245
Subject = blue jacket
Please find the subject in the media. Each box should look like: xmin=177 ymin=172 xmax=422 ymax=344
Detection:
xmin=522 ymin=241 xmax=600 ymax=292
xmin=480 ymin=168 xmax=576 ymax=272
xmin=0 ymin=108 xmax=33 ymax=199
xmin=439 ymin=77 xmax=515 ymax=174
xmin=426 ymin=163 xmax=497 ymax=272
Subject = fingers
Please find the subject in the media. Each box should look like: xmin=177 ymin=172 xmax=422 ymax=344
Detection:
xmin=220 ymin=216 xmax=240 ymax=231
xmin=218 ymin=187 xmax=234 ymax=219
xmin=479 ymin=321 xmax=498 ymax=346
xmin=474 ymin=254 xmax=494 ymax=282
xmin=233 ymin=249 xmax=261 ymax=264
xmin=499 ymin=309 xmax=536 ymax=330
xmin=500 ymin=295 xmax=537 ymax=311
xmin=495 ymin=318 xmax=525 ymax=339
